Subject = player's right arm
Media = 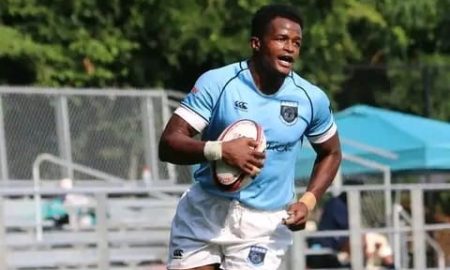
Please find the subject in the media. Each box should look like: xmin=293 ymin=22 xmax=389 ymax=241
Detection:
xmin=158 ymin=114 xmax=204 ymax=164
xmin=158 ymin=114 xmax=264 ymax=174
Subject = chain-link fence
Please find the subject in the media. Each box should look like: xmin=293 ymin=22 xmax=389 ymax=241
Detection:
xmin=0 ymin=87 xmax=189 ymax=184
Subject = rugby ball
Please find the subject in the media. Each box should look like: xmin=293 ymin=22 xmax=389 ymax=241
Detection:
xmin=212 ymin=119 xmax=266 ymax=192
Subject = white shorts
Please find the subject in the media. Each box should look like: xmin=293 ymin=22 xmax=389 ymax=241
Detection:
xmin=167 ymin=183 xmax=293 ymax=270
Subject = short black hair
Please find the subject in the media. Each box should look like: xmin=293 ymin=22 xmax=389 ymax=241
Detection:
xmin=251 ymin=4 xmax=303 ymax=38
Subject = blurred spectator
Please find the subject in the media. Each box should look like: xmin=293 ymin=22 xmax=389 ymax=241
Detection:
xmin=307 ymin=190 xmax=351 ymax=268
xmin=59 ymin=178 xmax=96 ymax=229
xmin=42 ymin=194 xmax=69 ymax=229
xmin=307 ymin=179 xmax=395 ymax=269
xmin=365 ymin=232 xmax=395 ymax=268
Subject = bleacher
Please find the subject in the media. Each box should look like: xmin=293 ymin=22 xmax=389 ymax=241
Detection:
xmin=2 ymin=191 xmax=178 ymax=269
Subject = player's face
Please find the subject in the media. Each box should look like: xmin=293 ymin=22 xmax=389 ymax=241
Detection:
xmin=255 ymin=17 xmax=302 ymax=76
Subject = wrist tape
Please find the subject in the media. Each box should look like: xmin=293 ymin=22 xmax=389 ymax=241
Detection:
xmin=204 ymin=141 xmax=222 ymax=161
xmin=299 ymin=191 xmax=317 ymax=212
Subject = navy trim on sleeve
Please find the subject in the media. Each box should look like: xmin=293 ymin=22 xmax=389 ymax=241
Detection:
xmin=307 ymin=121 xmax=334 ymax=138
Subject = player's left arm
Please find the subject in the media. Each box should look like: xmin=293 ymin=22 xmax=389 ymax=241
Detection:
xmin=303 ymin=89 xmax=342 ymax=205
xmin=307 ymin=132 xmax=342 ymax=203
xmin=284 ymin=133 xmax=341 ymax=231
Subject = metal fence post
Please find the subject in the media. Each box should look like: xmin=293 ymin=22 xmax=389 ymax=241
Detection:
xmin=161 ymin=92 xmax=177 ymax=182
xmin=0 ymin=96 xmax=9 ymax=181
xmin=348 ymin=189 xmax=364 ymax=269
xmin=0 ymin=196 xmax=7 ymax=270
xmin=290 ymin=232 xmax=306 ymax=270
xmin=54 ymin=95 xmax=73 ymax=179
xmin=393 ymin=204 xmax=402 ymax=269
xmin=96 ymin=193 xmax=109 ymax=270
xmin=411 ymin=189 xmax=426 ymax=270
xmin=141 ymin=97 xmax=159 ymax=182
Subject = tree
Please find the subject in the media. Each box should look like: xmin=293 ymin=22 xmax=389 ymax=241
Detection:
xmin=338 ymin=0 xmax=450 ymax=121
xmin=1 ymin=0 xmax=449 ymax=116
xmin=0 ymin=0 xmax=137 ymax=87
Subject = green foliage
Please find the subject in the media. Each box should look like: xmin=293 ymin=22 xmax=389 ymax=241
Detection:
xmin=298 ymin=0 xmax=371 ymax=99
xmin=0 ymin=0 xmax=137 ymax=86
xmin=0 ymin=0 xmax=449 ymax=119
xmin=359 ymin=0 xmax=450 ymax=120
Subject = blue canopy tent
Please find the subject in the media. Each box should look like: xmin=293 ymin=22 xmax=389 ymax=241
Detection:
xmin=296 ymin=105 xmax=450 ymax=179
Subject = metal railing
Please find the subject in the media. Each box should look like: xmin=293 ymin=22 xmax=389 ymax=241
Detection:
xmin=32 ymin=153 xmax=174 ymax=242
xmin=289 ymin=183 xmax=450 ymax=270
xmin=394 ymin=204 xmax=446 ymax=269
xmin=0 ymin=183 xmax=448 ymax=269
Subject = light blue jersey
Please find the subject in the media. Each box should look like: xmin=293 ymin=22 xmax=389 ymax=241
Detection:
xmin=177 ymin=60 xmax=336 ymax=210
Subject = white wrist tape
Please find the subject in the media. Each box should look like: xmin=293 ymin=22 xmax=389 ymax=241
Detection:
xmin=204 ymin=141 xmax=222 ymax=161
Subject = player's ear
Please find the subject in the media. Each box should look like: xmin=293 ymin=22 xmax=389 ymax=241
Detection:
xmin=250 ymin=37 xmax=261 ymax=51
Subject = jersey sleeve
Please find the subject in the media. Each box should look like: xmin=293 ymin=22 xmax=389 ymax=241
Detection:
xmin=305 ymin=88 xmax=337 ymax=144
xmin=175 ymin=70 xmax=222 ymax=132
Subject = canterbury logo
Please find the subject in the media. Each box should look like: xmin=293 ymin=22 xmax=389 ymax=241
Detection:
xmin=172 ymin=249 xmax=184 ymax=259
xmin=234 ymin=100 xmax=248 ymax=110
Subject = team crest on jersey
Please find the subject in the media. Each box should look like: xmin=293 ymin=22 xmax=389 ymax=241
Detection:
xmin=280 ymin=100 xmax=298 ymax=125
xmin=247 ymin=245 xmax=267 ymax=265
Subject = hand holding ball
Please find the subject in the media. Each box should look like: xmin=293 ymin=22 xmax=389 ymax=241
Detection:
xmin=212 ymin=119 xmax=266 ymax=192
